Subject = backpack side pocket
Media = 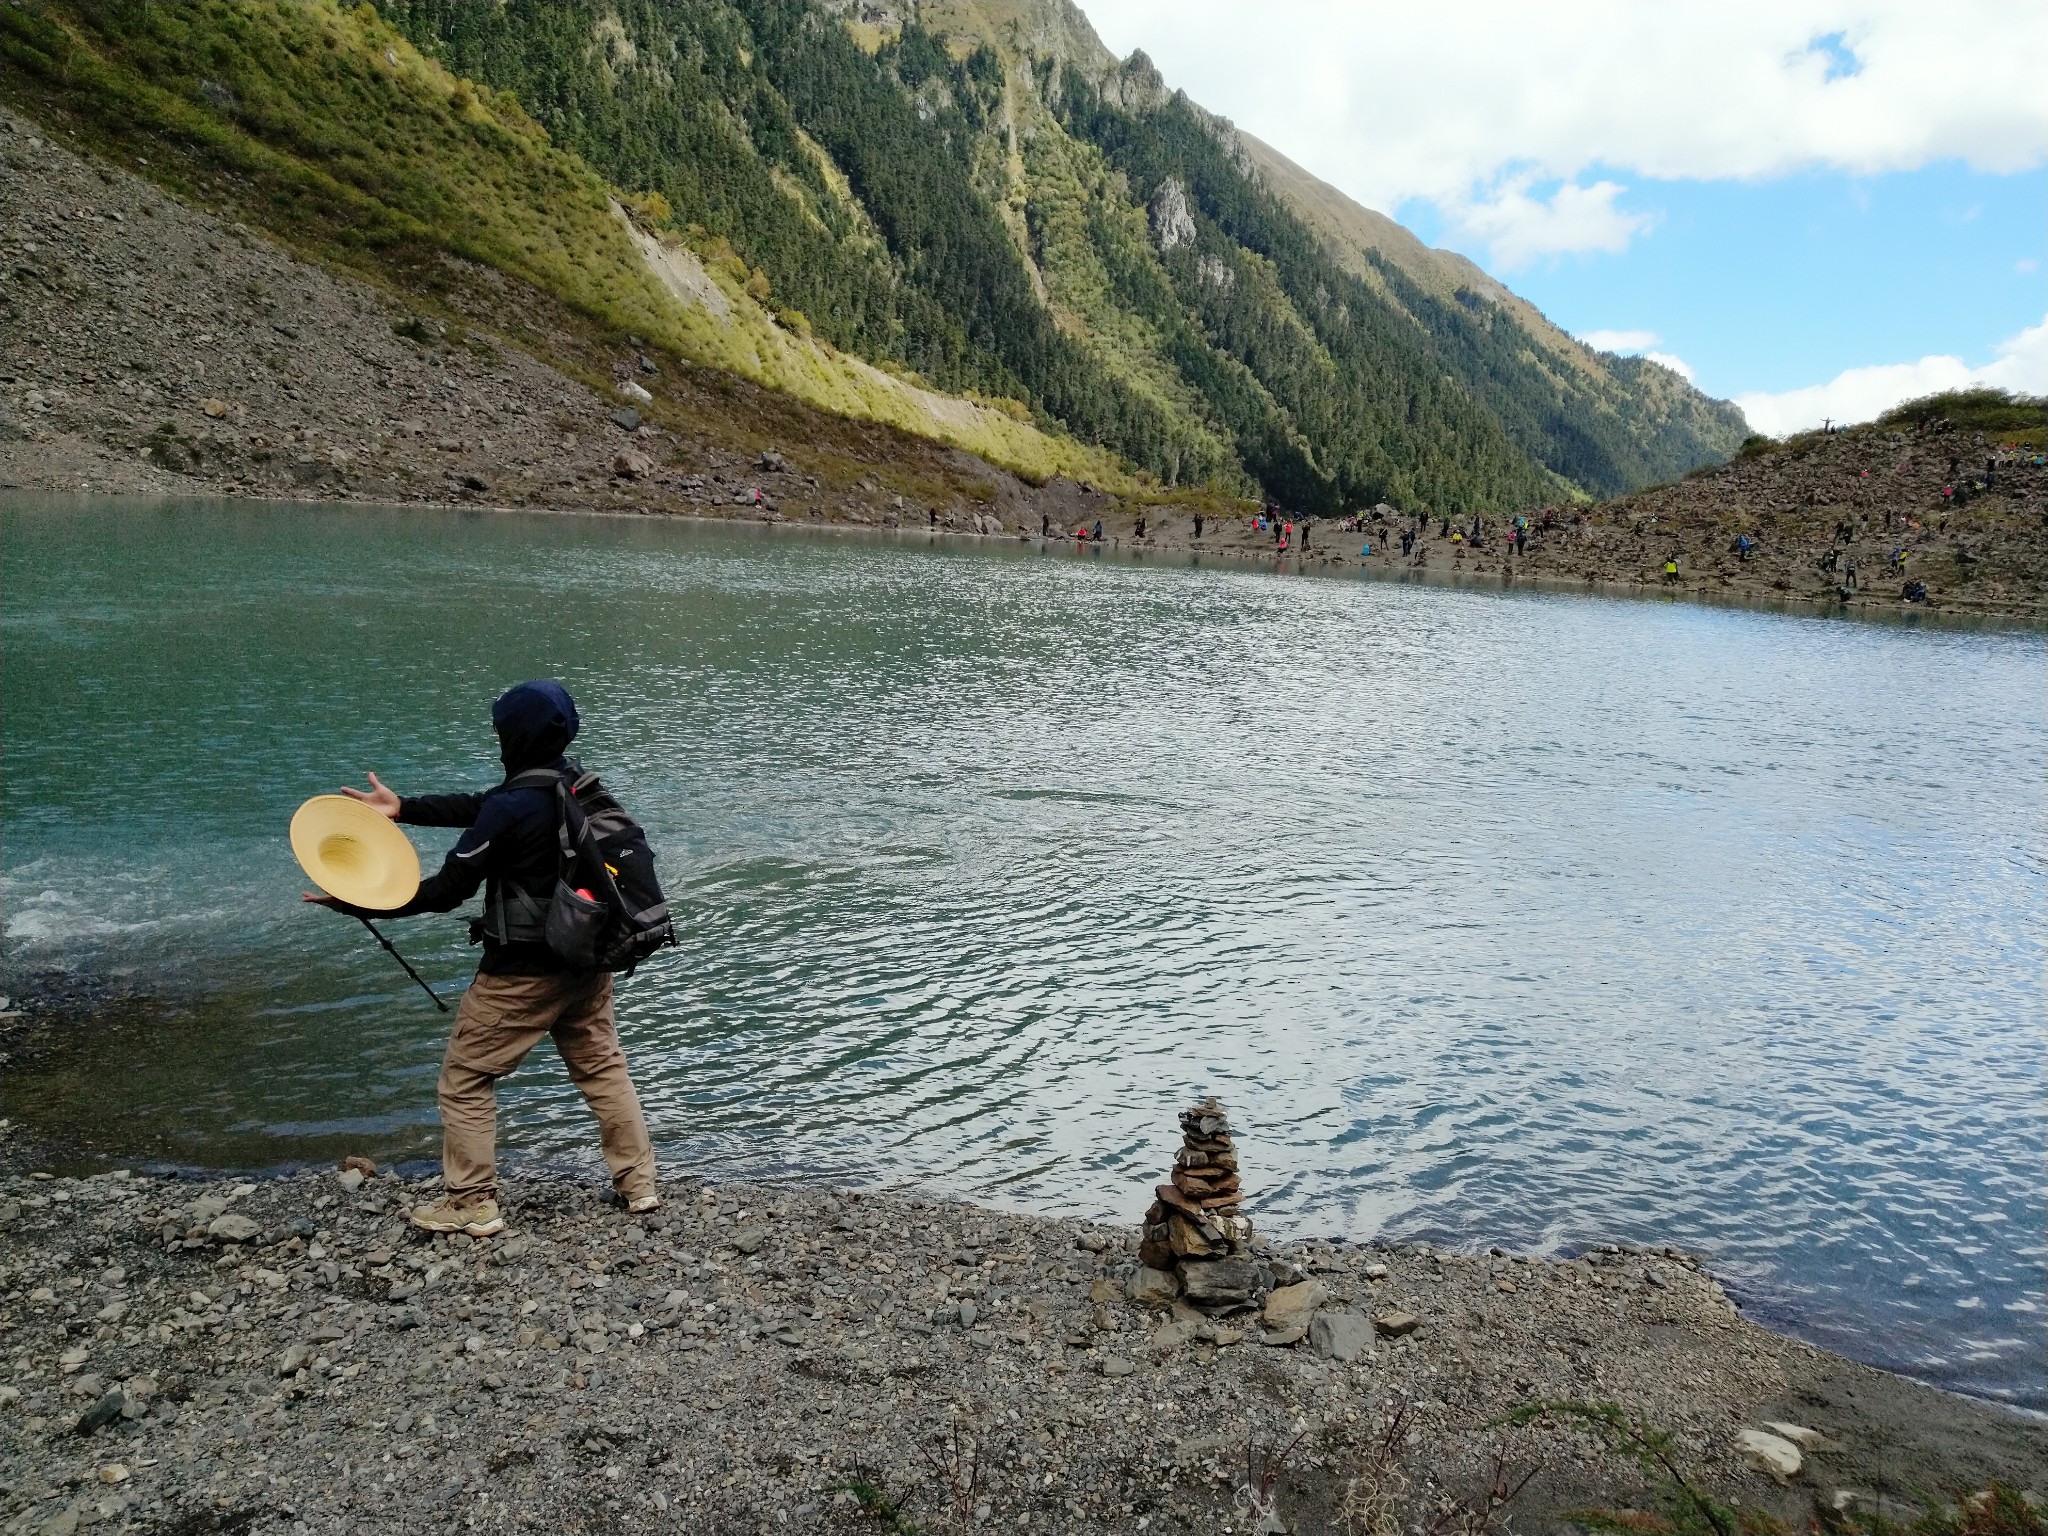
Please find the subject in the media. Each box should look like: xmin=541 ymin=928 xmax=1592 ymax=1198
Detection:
xmin=542 ymin=879 xmax=607 ymax=971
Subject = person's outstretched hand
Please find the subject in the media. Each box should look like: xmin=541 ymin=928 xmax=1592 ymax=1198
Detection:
xmin=302 ymin=892 xmax=342 ymax=909
xmin=340 ymin=771 xmax=400 ymax=819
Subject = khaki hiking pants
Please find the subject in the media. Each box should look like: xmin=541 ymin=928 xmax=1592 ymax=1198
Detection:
xmin=438 ymin=969 xmax=656 ymax=1205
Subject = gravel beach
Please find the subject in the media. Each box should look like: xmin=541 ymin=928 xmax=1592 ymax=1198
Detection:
xmin=0 ymin=1153 xmax=2038 ymax=1536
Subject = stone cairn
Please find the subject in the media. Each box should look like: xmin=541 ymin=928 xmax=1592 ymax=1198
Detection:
xmin=1138 ymin=1097 xmax=1264 ymax=1311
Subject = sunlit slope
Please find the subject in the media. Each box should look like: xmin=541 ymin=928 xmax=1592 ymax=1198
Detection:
xmin=0 ymin=0 xmax=1128 ymax=485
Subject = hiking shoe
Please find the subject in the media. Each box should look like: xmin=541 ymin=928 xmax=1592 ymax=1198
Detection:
xmin=409 ymin=1197 xmax=504 ymax=1237
xmin=625 ymin=1193 xmax=661 ymax=1216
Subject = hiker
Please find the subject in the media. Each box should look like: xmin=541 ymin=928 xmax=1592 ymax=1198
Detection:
xmin=1134 ymin=513 xmax=1147 ymax=541
xmin=1040 ymin=512 xmax=1050 ymax=538
xmin=303 ymin=680 xmax=659 ymax=1237
xmin=1737 ymin=533 xmax=1753 ymax=562
xmin=1092 ymin=518 xmax=1104 ymax=543
xmin=1300 ymin=519 xmax=1311 ymax=552
xmin=1278 ymin=521 xmax=1292 ymax=553
xmin=1662 ymin=554 xmax=1679 ymax=583
xmin=1193 ymin=513 xmax=1204 ymax=539
xmin=1273 ymin=517 xmax=1285 ymax=547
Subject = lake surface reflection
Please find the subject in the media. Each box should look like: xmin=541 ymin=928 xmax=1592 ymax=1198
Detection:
xmin=3 ymin=496 xmax=2043 ymax=1410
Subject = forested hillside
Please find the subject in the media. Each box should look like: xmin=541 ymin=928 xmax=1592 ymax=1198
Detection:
xmin=370 ymin=0 xmax=1748 ymax=511
xmin=3 ymin=0 xmax=1749 ymax=512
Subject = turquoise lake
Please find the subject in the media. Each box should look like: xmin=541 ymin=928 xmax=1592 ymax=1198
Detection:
xmin=2 ymin=495 xmax=2043 ymax=1410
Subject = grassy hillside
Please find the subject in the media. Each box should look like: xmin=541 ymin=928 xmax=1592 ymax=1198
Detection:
xmin=0 ymin=0 xmax=1127 ymax=485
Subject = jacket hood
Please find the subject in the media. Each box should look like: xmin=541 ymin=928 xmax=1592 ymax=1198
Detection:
xmin=492 ymin=679 xmax=580 ymax=774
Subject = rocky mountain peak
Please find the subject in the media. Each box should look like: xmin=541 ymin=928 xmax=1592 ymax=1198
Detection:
xmin=1103 ymin=48 xmax=1170 ymax=112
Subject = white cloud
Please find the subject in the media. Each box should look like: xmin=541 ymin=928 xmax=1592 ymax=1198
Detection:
xmin=1735 ymin=311 xmax=2048 ymax=435
xmin=1578 ymin=329 xmax=1662 ymax=353
xmin=1643 ymin=351 xmax=1697 ymax=383
xmin=1442 ymin=176 xmax=1652 ymax=266
xmin=1075 ymin=2 xmax=2048 ymax=211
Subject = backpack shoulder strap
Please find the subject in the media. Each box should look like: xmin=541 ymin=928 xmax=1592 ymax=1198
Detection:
xmin=503 ymin=766 xmax=569 ymax=792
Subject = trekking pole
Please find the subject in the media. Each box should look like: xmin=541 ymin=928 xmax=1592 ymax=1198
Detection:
xmin=356 ymin=916 xmax=449 ymax=1012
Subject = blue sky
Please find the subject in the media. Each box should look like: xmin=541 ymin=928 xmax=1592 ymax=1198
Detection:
xmin=1076 ymin=1 xmax=2048 ymax=434
xmin=1399 ymin=162 xmax=2048 ymax=399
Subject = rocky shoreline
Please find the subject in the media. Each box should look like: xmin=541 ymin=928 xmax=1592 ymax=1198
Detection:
xmin=0 ymin=1141 xmax=2039 ymax=1536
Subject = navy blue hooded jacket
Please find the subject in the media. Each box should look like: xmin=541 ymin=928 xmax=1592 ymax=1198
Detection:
xmin=370 ymin=680 xmax=583 ymax=975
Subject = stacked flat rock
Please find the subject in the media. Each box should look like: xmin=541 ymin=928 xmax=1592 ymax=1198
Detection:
xmin=1139 ymin=1098 xmax=1262 ymax=1311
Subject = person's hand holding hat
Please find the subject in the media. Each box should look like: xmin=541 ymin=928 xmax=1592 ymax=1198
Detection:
xmin=341 ymin=771 xmax=401 ymax=819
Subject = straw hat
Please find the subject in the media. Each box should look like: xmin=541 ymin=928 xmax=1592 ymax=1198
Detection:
xmin=290 ymin=795 xmax=421 ymax=911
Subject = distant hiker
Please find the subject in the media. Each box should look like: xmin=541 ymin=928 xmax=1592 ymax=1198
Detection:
xmin=1092 ymin=518 xmax=1103 ymax=543
xmin=929 ymin=507 xmax=938 ymax=529
xmin=1662 ymin=555 xmax=1679 ymax=583
xmin=1400 ymin=529 xmax=1415 ymax=557
xmin=1134 ymin=513 xmax=1147 ymax=541
xmin=1737 ymin=533 xmax=1753 ymax=562
xmin=1300 ymin=519 xmax=1311 ymax=552
xmin=1040 ymin=512 xmax=1050 ymax=538
xmin=1278 ymin=522 xmax=1292 ymax=553
xmin=303 ymin=681 xmax=661 ymax=1237
xmin=1193 ymin=513 xmax=1204 ymax=539
xmin=1440 ymin=517 xmax=1451 ymax=539
xmin=1845 ymin=555 xmax=1859 ymax=591
xmin=1274 ymin=517 xmax=1285 ymax=547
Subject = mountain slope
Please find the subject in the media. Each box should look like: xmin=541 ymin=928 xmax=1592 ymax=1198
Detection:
xmin=3 ymin=0 xmax=1749 ymax=513
xmin=0 ymin=0 xmax=1125 ymax=485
